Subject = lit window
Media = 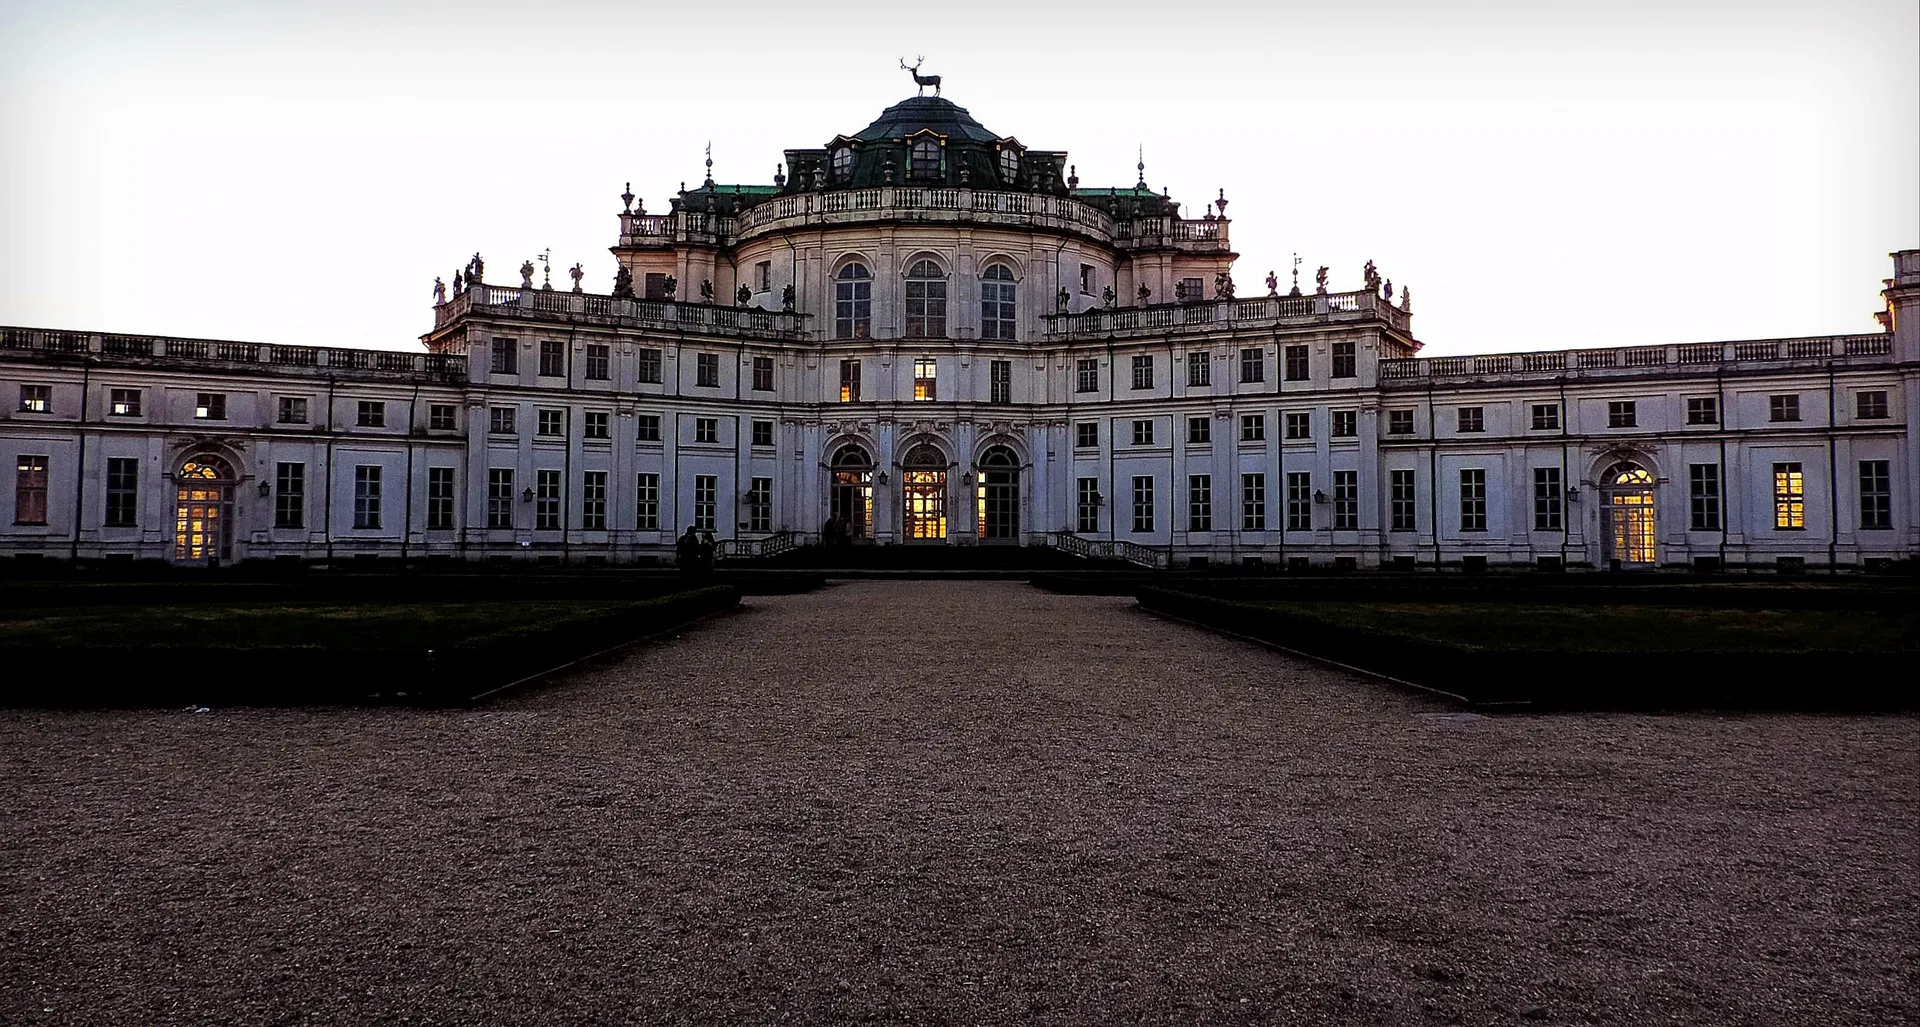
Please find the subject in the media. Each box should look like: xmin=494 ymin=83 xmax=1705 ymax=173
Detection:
xmin=913 ymin=358 xmax=937 ymax=401
xmin=110 ymin=389 xmax=142 ymax=417
xmin=839 ymin=359 xmax=861 ymax=402
xmin=18 ymin=385 xmax=49 ymax=413
xmin=194 ymin=393 xmax=227 ymax=420
xmin=1773 ymin=462 xmax=1805 ymax=529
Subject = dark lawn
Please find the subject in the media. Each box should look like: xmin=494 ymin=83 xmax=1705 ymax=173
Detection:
xmin=0 ymin=600 xmax=664 ymax=651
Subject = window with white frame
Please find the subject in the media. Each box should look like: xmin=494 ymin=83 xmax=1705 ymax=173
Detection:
xmin=1076 ymin=477 xmax=1100 ymax=533
xmin=1608 ymin=401 xmax=1637 ymax=428
xmin=1187 ymin=416 xmax=1211 ymax=445
xmin=1456 ymin=406 xmax=1483 ymax=433
xmin=1859 ymin=461 xmax=1891 ymax=530
xmin=1689 ymin=463 xmax=1720 ymax=530
xmin=275 ymin=462 xmax=304 ymax=529
xmin=1388 ymin=409 xmax=1415 ymax=435
xmin=1769 ymin=394 xmax=1800 ymax=422
xmin=906 ymin=260 xmax=948 ymax=337
xmin=1532 ymin=466 xmax=1562 ymax=531
xmin=1389 ymin=469 xmax=1416 ymax=531
xmin=695 ymin=352 xmax=720 ymax=388
xmin=357 ymin=401 xmax=385 ymax=428
xmin=278 ymin=396 xmax=307 ymax=424
xmin=1131 ymin=419 xmax=1154 ymax=446
xmin=635 ymin=472 xmax=660 ymax=530
xmin=751 ymin=419 xmax=775 ymax=447
xmin=637 ymin=348 xmax=663 ymax=383
xmin=428 ymin=403 xmax=456 ymax=431
xmin=1187 ymin=475 xmax=1212 ymax=532
xmin=486 ymin=469 xmax=514 ymax=529
xmin=106 ymin=457 xmax=139 ymax=528
xmin=981 ymin=264 xmax=1017 ymax=340
xmin=1331 ymin=410 xmax=1357 ymax=438
xmin=110 ymin=388 xmax=143 ymax=417
xmin=1773 ymin=463 xmax=1805 ymax=529
xmin=1459 ymin=468 xmax=1487 ymax=532
xmin=581 ymin=471 xmax=607 ymax=531
xmin=748 ymin=477 xmax=773 ymax=532
xmin=1285 ymin=472 xmax=1312 ymax=531
xmin=752 ymin=356 xmax=774 ymax=392
xmin=489 ymin=407 xmax=516 ymax=435
xmin=636 ymin=413 xmax=662 ymax=442
xmin=1332 ymin=470 xmax=1359 ymax=530
xmin=1530 ymin=403 xmax=1560 ymax=430
xmin=1284 ymin=412 xmax=1310 ymax=440
xmin=583 ymin=411 xmax=610 ymax=440
xmin=1241 ymin=474 xmax=1266 ymax=530
xmin=989 ymin=360 xmax=1012 ymax=405
xmin=18 ymin=385 xmax=49 ymax=413
xmin=1188 ymin=352 xmax=1211 ymax=388
xmin=1241 ymin=414 xmax=1264 ymax=441
xmin=1856 ymin=391 xmax=1889 ymax=419
xmin=535 ymin=469 xmax=561 ymax=529
xmin=913 ymin=358 xmax=938 ymax=401
xmin=15 ymin=456 xmax=49 ymax=525
xmin=537 ymin=408 xmax=566 ymax=437
xmin=1130 ymin=476 xmax=1154 ymax=533
xmin=195 ymin=393 xmax=227 ymax=420
xmin=1075 ymin=359 xmax=1099 ymax=393
xmin=1130 ymin=354 xmax=1153 ymax=390
xmin=584 ymin=344 xmax=610 ymax=381
xmin=427 ymin=467 xmax=455 ymax=530
xmin=694 ymin=417 xmax=719 ymax=444
xmin=1687 ymin=397 xmax=1719 ymax=425
xmin=352 ymin=465 xmax=382 ymax=530
xmin=1076 ymin=422 xmax=1098 ymax=449
xmin=693 ymin=474 xmax=717 ymax=531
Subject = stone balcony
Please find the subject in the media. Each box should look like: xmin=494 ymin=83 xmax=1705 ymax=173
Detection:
xmin=1044 ymin=289 xmax=1410 ymax=340
xmin=432 ymin=283 xmax=809 ymax=340
xmin=620 ymin=187 xmax=1232 ymax=254
xmin=1379 ymin=333 xmax=1894 ymax=387
xmin=0 ymin=327 xmax=466 ymax=381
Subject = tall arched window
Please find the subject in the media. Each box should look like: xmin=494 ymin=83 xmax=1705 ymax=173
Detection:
xmin=905 ymin=259 xmax=947 ymax=338
xmin=998 ymin=146 xmax=1019 ymax=185
xmin=910 ymin=138 xmax=941 ymax=181
xmin=980 ymin=263 xmax=1016 ymax=340
xmin=835 ymin=263 xmax=871 ymax=340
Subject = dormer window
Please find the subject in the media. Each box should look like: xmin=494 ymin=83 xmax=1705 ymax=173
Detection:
xmin=998 ymin=146 xmax=1019 ymax=184
xmin=909 ymin=137 xmax=941 ymax=181
xmin=831 ymin=146 xmax=853 ymax=182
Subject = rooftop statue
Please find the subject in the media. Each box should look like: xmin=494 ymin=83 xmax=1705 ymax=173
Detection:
xmin=432 ymin=277 xmax=446 ymax=305
xmin=1265 ymin=271 xmax=1278 ymax=297
xmin=1214 ymin=272 xmax=1234 ymax=300
xmin=900 ymin=56 xmax=942 ymax=97
xmin=570 ymin=263 xmax=585 ymax=293
xmin=1315 ymin=266 xmax=1329 ymax=293
xmin=611 ymin=266 xmax=634 ymax=299
xmin=519 ymin=260 xmax=535 ymax=289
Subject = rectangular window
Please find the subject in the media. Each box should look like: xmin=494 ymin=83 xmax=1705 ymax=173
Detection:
xmin=839 ymin=359 xmax=861 ymax=402
xmin=1608 ymin=401 xmax=1637 ymax=428
xmin=1188 ymin=352 xmax=1211 ymax=388
xmin=1389 ymin=469 xmax=1416 ymax=531
xmin=636 ymin=414 xmax=662 ymax=442
xmin=274 ymin=462 xmax=304 ymax=529
xmin=694 ymin=417 xmax=719 ymax=444
xmin=1773 ymin=462 xmax=1805 ymax=529
xmin=914 ymin=358 xmax=937 ymax=401
xmin=1241 ymin=474 xmax=1267 ymax=531
xmin=105 ymin=457 xmax=139 ymax=528
xmin=489 ymin=406 xmax=516 ymax=435
xmin=751 ymin=419 xmax=775 ymax=447
xmin=1187 ymin=474 xmax=1212 ymax=532
xmin=486 ymin=469 xmax=515 ymax=529
xmin=635 ymin=473 xmax=660 ymax=530
xmin=1130 ymin=355 xmax=1153 ymax=390
xmin=752 ymin=356 xmax=775 ymax=392
xmin=1080 ymin=264 xmax=1095 ymax=294
xmin=696 ymin=352 xmax=720 ymax=388
xmin=693 ymin=474 xmax=717 ymax=531
xmin=1239 ymin=348 xmax=1265 ymax=384
xmin=1284 ymin=412 xmax=1310 ymax=440
xmin=1856 ymin=390 xmax=1889 ymax=420
xmin=637 ymin=348 xmax=663 ymax=384
xmin=538 ymin=339 xmax=565 ymax=377
xmin=989 ymin=359 xmax=1012 ymax=405
xmin=1240 ymin=414 xmax=1264 ymax=441
xmin=1283 ymin=344 xmax=1309 ymax=382
xmin=277 ymin=396 xmax=307 ymax=424
xmin=427 ymin=467 xmax=455 ymax=530
xmin=1187 ymin=416 xmax=1211 ymax=445
xmin=1459 ymin=468 xmax=1487 ymax=532
xmin=755 ymin=261 xmax=772 ymax=292
xmin=581 ymin=471 xmax=607 ymax=531
xmin=644 ymin=272 xmax=672 ymax=300
xmin=356 ymin=400 xmax=385 ymax=428
xmin=1075 ymin=358 xmax=1099 ymax=394
xmin=1332 ymin=470 xmax=1358 ymax=530
xmin=584 ymin=344 xmax=611 ymax=381
xmin=428 ymin=403 xmax=456 ymax=431
xmin=583 ymin=411 xmax=611 ymax=440
xmin=1131 ymin=419 xmax=1154 ymax=446
xmin=1330 ymin=341 xmax=1356 ymax=378
xmin=1076 ymin=422 xmax=1099 ymax=449
xmin=18 ymin=385 xmax=49 ymax=412
xmin=1769 ymin=394 xmax=1800 ymax=422
xmin=1456 ymin=406 xmax=1484 ymax=433
xmin=1687 ymin=397 xmax=1719 ymax=425
xmin=194 ymin=393 xmax=227 ymax=420
xmin=1076 ymin=477 xmax=1100 ymax=533
xmin=1285 ymin=472 xmax=1312 ymax=531
xmin=1689 ymin=463 xmax=1721 ymax=531
xmin=1530 ymin=403 xmax=1560 ymax=430
xmin=1387 ymin=409 xmax=1415 ymax=435
xmin=1179 ymin=276 xmax=1204 ymax=302
xmin=537 ymin=408 xmax=566 ymax=437
xmin=1532 ymin=466 xmax=1563 ymax=531
xmin=748 ymin=476 xmax=773 ymax=532
xmin=14 ymin=456 xmax=48 ymax=524
xmin=1859 ymin=460 xmax=1892 ymax=530
xmin=1131 ymin=476 xmax=1154 ymax=533
xmin=490 ymin=340 xmax=517 ymax=374
xmin=1331 ymin=410 xmax=1357 ymax=438
xmin=353 ymin=465 xmax=381 ymax=530
xmin=534 ymin=469 xmax=561 ymax=530
xmin=109 ymin=388 xmax=142 ymax=417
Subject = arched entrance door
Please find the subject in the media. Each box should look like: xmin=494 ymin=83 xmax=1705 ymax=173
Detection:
xmin=975 ymin=445 xmax=1020 ymax=542
xmin=175 ymin=456 xmax=235 ymax=563
xmin=829 ymin=444 xmax=874 ymax=540
xmin=1601 ymin=461 xmax=1656 ymax=567
xmin=901 ymin=444 xmax=948 ymax=541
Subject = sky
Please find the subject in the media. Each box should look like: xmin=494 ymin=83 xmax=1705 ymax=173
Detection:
xmin=1 ymin=0 xmax=1915 ymax=356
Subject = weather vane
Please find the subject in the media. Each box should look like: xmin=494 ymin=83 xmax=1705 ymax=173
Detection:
xmin=539 ymin=248 xmax=552 ymax=290
xmin=900 ymin=56 xmax=942 ymax=97
xmin=1292 ymin=252 xmax=1302 ymax=291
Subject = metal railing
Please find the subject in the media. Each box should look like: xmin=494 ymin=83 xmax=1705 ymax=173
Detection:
xmin=1043 ymin=532 xmax=1168 ymax=570
xmin=714 ymin=531 xmax=800 ymax=560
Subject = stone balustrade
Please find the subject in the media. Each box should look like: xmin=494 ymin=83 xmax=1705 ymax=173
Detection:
xmin=434 ymin=283 xmax=808 ymax=339
xmin=1378 ymin=333 xmax=1893 ymax=384
xmin=0 ymin=326 xmax=466 ymax=380
xmin=1043 ymin=289 xmax=1409 ymax=339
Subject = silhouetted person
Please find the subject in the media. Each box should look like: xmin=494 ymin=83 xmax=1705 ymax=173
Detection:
xmin=677 ymin=526 xmax=701 ymax=577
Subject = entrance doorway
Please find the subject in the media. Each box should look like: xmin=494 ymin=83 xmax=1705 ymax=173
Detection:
xmin=901 ymin=443 xmax=948 ymax=541
xmin=975 ymin=445 xmax=1019 ymax=541
xmin=175 ymin=456 xmax=235 ymax=563
xmin=1602 ymin=461 xmax=1656 ymax=567
xmin=829 ymin=444 xmax=874 ymax=540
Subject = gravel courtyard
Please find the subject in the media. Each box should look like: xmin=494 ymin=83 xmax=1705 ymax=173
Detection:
xmin=3 ymin=580 xmax=1914 ymax=1026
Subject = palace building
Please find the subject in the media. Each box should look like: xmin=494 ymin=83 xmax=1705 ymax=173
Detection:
xmin=3 ymin=90 xmax=1917 ymax=570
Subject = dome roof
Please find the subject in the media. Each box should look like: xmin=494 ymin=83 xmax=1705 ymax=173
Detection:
xmin=851 ymin=96 xmax=1002 ymax=143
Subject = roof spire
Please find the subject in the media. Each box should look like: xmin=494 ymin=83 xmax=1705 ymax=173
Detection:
xmin=1135 ymin=145 xmax=1146 ymax=190
xmin=703 ymin=142 xmax=714 ymax=188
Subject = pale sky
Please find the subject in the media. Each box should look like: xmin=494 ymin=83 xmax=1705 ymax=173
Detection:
xmin=2 ymin=0 xmax=1915 ymax=356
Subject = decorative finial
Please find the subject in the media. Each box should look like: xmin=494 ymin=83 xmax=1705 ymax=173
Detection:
xmin=621 ymin=182 xmax=634 ymax=212
xmin=1067 ymin=164 xmax=1079 ymax=190
xmin=538 ymin=248 xmax=552 ymax=291
xmin=773 ymin=163 xmax=786 ymax=188
xmin=1290 ymin=253 xmax=1302 ymax=296
xmin=1216 ymin=188 xmax=1228 ymax=218
xmin=1135 ymin=146 xmax=1146 ymax=189
xmin=703 ymin=142 xmax=713 ymax=187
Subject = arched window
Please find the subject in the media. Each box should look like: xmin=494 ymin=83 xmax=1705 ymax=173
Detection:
xmin=980 ymin=263 xmax=1016 ymax=340
xmin=910 ymin=138 xmax=941 ymax=182
xmin=1606 ymin=462 xmax=1654 ymax=486
xmin=831 ymin=444 xmax=873 ymax=469
xmin=905 ymin=259 xmax=947 ymax=338
xmin=998 ymin=146 xmax=1019 ymax=185
xmin=831 ymin=146 xmax=853 ymax=183
xmin=835 ymin=263 xmax=871 ymax=340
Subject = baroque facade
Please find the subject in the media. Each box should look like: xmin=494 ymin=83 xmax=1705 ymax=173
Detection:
xmin=3 ymin=93 xmax=1917 ymax=570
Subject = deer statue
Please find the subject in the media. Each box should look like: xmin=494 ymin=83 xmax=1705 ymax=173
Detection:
xmin=901 ymin=57 xmax=941 ymax=97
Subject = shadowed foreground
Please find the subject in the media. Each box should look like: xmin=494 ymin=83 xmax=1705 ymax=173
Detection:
xmin=2 ymin=581 xmax=1913 ymax=1025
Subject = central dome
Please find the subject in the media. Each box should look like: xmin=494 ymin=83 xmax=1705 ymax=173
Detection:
xmin=853 ymin=96 xmax=1001 ymax=143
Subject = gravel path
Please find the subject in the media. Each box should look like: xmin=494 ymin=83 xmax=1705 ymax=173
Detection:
xmin=3 ymin=580 xmax=1914 ymax=1026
